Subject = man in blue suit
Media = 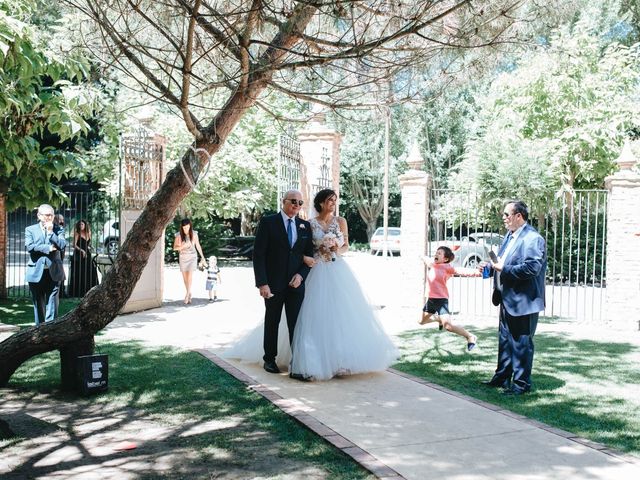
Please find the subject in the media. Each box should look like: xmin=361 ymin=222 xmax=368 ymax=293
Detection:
xmin=25 ymin=204 xmax=67 ymax=326
xmin=480 ymin=200 xmax=546 ymax=395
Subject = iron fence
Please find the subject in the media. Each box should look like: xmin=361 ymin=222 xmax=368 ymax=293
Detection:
xmin=428 ymin=189 xmax=607 ymax=323
xmin=6 ymin=191 xmax=120 ymax=298
xmin=277 ymin=132 xmax=301 ymax=209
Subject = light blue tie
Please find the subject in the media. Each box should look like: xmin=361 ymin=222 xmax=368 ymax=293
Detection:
xmin=287 ymin=218 xmax=293 ymax=248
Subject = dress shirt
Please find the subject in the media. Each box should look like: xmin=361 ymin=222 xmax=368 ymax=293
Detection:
xmin=501 ymin=223 xmax=526 ymax=261
xmin=280 ymin=210 xmax=297 ymax=246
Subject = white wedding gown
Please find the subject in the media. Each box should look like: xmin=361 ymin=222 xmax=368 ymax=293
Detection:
xmin=224 ymin=217 xmax=398 ymax=380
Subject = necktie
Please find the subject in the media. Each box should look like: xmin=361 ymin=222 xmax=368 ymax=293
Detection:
xmin=287 ymin=218 xmax=294 ymax=248
xmin=498 ymin=232 xmax=512 ymax=258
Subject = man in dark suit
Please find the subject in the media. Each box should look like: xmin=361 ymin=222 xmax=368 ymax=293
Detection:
xmin=253 ymin=189 xmax=314 ymax=375
xmin=480 ymin=200 xmax=546 ymax=395
xmin=25 ymin=204 xmax=67 ymax=326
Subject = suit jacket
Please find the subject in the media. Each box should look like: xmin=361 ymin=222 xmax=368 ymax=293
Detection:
xmin=253 ymin=213 xmax=314 ymax=293
xmin=492 ymin=223 xmax=546 ymax=316
xmin=25 ymin=223 xmax=67 ymax=283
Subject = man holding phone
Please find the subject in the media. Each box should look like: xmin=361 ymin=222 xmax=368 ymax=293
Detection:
xmin=479 ymin=200 xmax=546 ymax=395
xmin=25 ymin=204 xmax=67 ymax=326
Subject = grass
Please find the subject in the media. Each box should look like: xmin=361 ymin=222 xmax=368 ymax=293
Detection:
xmin=0 ymin=297 xmax=81 ymax=328
xmin=394 ymin=322 xmax=640 ymax=456
xmin=1 ymin=298 xmax=373 ymax=479
xmin=4 ymin=297 xmax=639 ymax=471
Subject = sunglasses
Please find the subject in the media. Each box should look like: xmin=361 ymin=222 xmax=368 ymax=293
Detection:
xmin=285 ymin=199 xmax=304 ymax=206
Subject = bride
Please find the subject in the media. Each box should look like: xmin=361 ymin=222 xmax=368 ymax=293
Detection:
xmin=225 ymin=189 xmax=398 ymax=381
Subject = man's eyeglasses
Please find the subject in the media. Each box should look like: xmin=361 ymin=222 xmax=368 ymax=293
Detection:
xmin=502 ymin=212 xmax=517 ymax=218
xmin=285 ymin=199 xmax=304 ymax=206
xmin=39 ymin=212 xmax=54 ymax=217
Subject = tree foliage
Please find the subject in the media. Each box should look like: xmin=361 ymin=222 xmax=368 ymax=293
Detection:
xmin=449 ymin=2 xmax=640 ymax=228
xmin=0 ymin=0 xmax=98 ymax=208
xmin=333 ymin=108 xmax=407 ymax=241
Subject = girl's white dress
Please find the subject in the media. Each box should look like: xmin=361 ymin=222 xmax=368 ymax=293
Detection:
xmin=224 ymin=217 xmax=398 ymax=381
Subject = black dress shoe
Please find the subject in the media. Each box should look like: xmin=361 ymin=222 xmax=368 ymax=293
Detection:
xmin=263 ymin=361 xmax=280 ymax=374
xmin=481 ymin=378 xmax=510 ymax=389
xmin=289 ymin=372 xmax=311 ymax=382
xmin=502 ymin=387 xmax=529 ymax=396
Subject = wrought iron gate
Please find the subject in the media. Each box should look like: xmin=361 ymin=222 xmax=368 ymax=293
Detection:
xmin=428 ymin=189 xmax=608 ymax=323
xmin=310 ymin=146 xmax=332 ymax=199
xmin=277 ymin=131 xmax=301 ymax=208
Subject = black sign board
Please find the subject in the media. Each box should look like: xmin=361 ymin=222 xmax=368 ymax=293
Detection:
xmin=77 ymin=354 xmax=108 ymax=395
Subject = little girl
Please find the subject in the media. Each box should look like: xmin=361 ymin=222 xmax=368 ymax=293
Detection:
xmin=205 ymin=256 xmax=221 ymax=302
xmin=421 ymin=246 xmax=480 ymax=351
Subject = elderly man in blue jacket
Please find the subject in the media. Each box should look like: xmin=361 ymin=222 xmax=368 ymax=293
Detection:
xmin=480 ymin=200 xmax=547 ymax=395
xmin=25 ymin=204 xmax=66 ymax=326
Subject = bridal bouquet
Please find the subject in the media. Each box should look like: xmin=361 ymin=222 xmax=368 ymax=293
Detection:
xmin=318 ymin=231 xmax=344 ymax=262
xmin=322 ymin=233 xmax=338 ymax=262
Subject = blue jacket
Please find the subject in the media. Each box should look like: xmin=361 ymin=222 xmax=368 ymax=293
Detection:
xmin=25 ymin=223 xmax=67 ymax=283
xmin=492 ymin=223 xmax=546 ymax=316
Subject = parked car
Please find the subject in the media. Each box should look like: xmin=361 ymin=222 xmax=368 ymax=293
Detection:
xmin=100 ymin=220 xmax=120 ymax=256
xmin=370 ymin=227 xmax=401 ymax=255
xmin=464 ymin=232 xmax=503 ymax=255
xmin=428 ymin=232 xmax=503 ymax=269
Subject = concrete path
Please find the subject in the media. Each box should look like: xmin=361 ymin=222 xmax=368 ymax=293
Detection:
xmin=99 ymin=254 xmax=640 ymax=480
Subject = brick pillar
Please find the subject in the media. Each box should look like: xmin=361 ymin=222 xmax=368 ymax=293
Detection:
xmin=604 ymin=141 xmax=640 ymax=331
xmin=398 ymin=144 xmax=431 ymax=309
xmin=298 ymin=110 xmax=342 ymax=217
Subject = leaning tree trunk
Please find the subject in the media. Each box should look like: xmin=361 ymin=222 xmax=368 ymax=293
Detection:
xmin=0 ymin=123 xmax=235 ymax=386
xmin=0 ymin=138 xmax=223 ymax=387
xmin=0 ymin=185 xmax=7 ymax=299
xmin=0 ymin=4 xmax=318 ymax=387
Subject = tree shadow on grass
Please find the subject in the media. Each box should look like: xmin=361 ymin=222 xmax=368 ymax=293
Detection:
xmin=394 ymin=326 xmax=640 ymax=456
xmin=1 ymin=340 xmax=373 ymax=479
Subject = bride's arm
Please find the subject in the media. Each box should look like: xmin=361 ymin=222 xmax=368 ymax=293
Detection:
xmin=336 ymin=217 xmax=349 ymax=255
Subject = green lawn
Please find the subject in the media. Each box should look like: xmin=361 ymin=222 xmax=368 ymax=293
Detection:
xmin=0 ymin=297 xmax=81 ymax=328
xmin=1 ymin=298 xmax=373 ymax=479
xmin=394 ymin=323 xmax=640 ymax=456
xmin=3 ymin=298 xmax=638 ymax=469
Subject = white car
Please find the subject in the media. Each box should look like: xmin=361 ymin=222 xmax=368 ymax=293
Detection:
xmin=100 ymin=220 xmax=120 ymax=255
xmin=370 ymin=227 xmax=401 ymax=255
xmin=428 ymin=232 xmax=504 ymax=268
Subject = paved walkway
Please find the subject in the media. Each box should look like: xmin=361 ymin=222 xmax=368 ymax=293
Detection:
xmin=3 ymin=253 xmax=640 ymax=479
xmin=101 ymin=254 xmax=640 ymax=480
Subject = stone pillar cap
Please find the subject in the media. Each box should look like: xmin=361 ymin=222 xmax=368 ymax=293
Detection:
xmin=616 ymin=140 xmax=637 ymax=171
xmin=406 ymin=141 xmax=424 ymax=171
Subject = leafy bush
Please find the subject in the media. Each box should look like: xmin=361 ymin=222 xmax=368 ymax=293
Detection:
xmin=164 ymin=217 xmax=234 ymax=263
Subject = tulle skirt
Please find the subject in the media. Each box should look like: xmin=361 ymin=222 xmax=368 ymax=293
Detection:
xmin=223 ymin=315 xmax=292 ymax=368
xmin=290 ymin=256 xmax=398 ymax=380
xmin=224 ymin=256 xmax=398 ymax=380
